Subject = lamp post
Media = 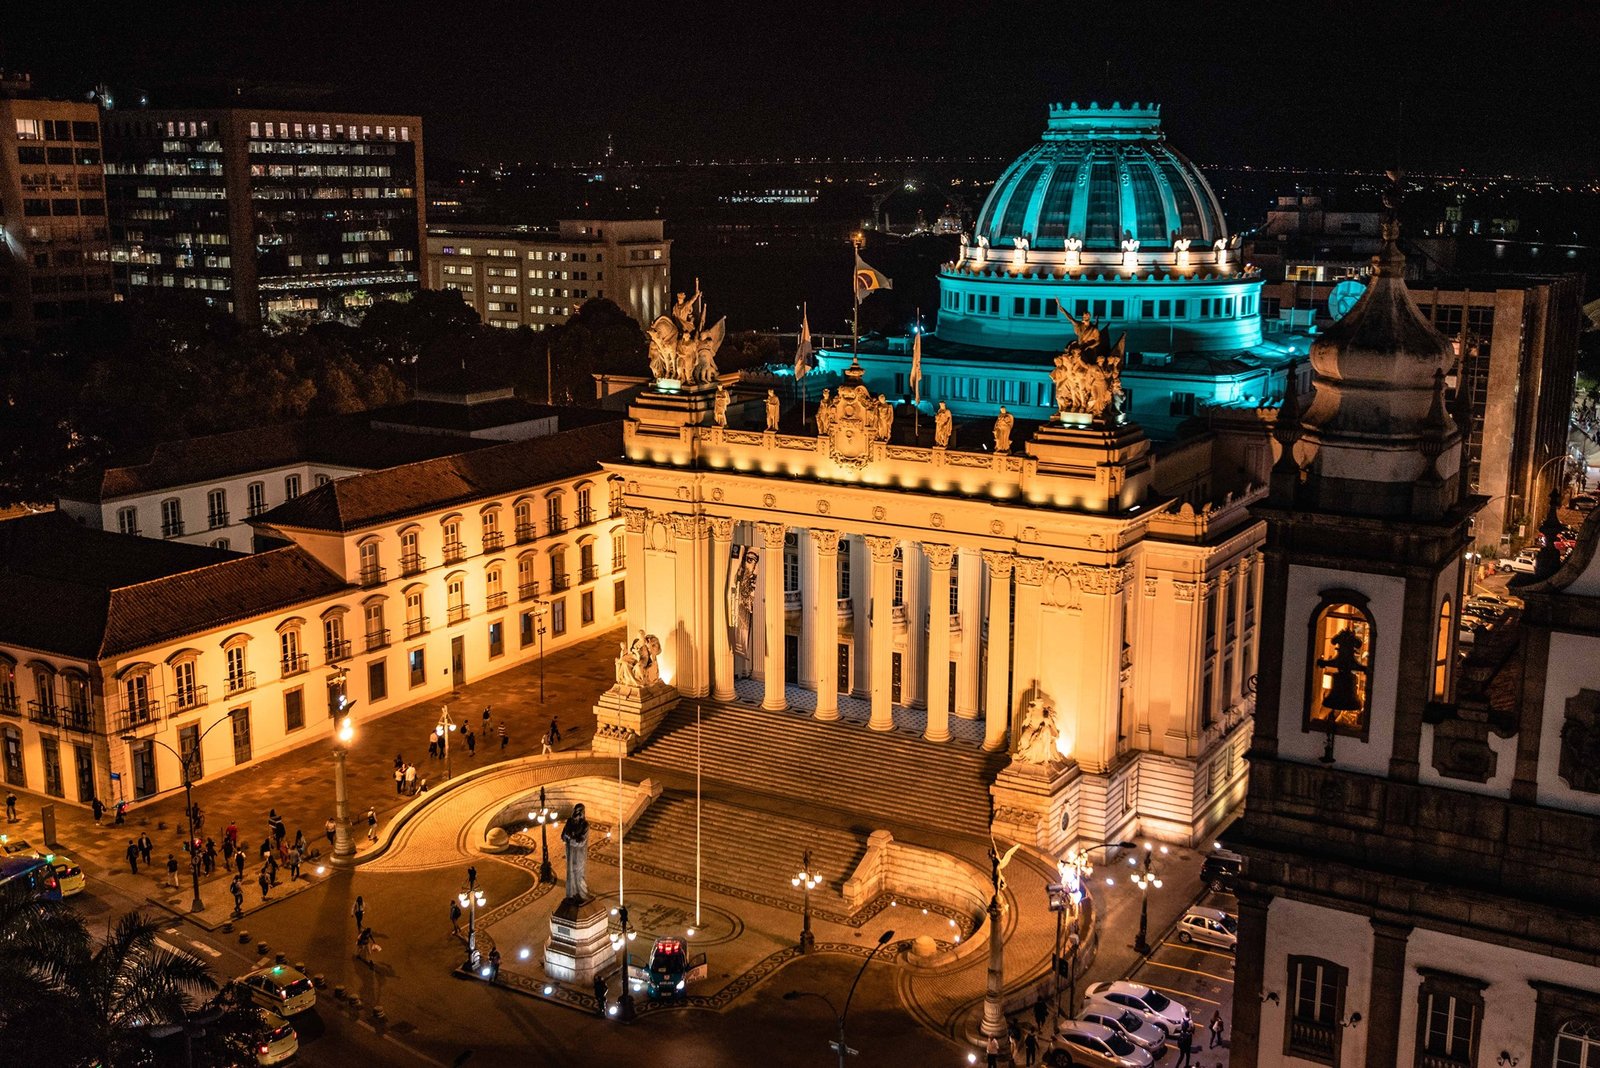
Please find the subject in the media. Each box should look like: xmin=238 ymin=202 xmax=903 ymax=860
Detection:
xmin=529 ymin=786 xmax=556 ymax=885
xmin=1052 ymin=846 xmax=1092 ymax=1026
xmin=459 ymin=864 xmax=486 ymax=970
xmin=533 ymin=599 xmax=550 ymax=703
xmin=609 ymin=904 xmax=638 ymax=1021
xmin=783 ymin=929 xmax=896 ymax=1068
xmin=793 ymin=849 xmax=821 ymax=953
xmin=436 ymin=706 xmax=456 ymax=780
xmin=1109 ymin=841 xmax=1166 ymax=955
xmin=121 ymin=712 xmax=233 ymax=914
xmin=332 ymin=712 xmax=355 ymax=860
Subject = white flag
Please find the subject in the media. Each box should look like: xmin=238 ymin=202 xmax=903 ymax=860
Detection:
xmin=910 ymin=325 xmax=923 ymax=404
xmin=795 ymin=303 xmax=814 ymax=379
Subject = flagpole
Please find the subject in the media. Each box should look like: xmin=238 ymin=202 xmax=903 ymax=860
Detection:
xmin=913 ymin=308 xmax=921 ymax=441
xmin=851 ymin=232 xmax=864 ymax=359
xmin=799 ymin=302 xmax=808 ymax=426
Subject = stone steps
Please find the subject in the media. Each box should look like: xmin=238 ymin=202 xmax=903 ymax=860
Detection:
xmin=632 ymin=699 xmax=1002 ymax=841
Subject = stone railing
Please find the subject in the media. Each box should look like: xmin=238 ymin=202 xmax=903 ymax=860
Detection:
xmin=842 ymin=830 xmax=989 ymax=923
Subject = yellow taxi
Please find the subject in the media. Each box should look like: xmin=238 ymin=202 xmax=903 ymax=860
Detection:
xmin=42 ymin=852 xmax=86 ymax=897
xmin=254 ymin=1009 xmax=299 ymax=1065
xmin=236 ymin=964 xmax=317 ymax=1016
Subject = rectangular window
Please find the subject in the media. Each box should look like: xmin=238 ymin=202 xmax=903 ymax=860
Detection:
xmin=284 ymin=474 xmax=301 ymax=499
xmin=178 ymin=723 xmax=203 ymax=780
xmin=614 ymin=579 xmax=626 ymax=613
xmin=520 ymin=610 xmax=535 ymax=647
xmin=41 ymin=738 xmax=63 ymax=797
xmin=231 ymin=706 xmax=252 ymax=764
xmin=117 ymin=506 xmax=139 ymax=536
xmin=207 ymin=488 xmax=228 ymax=528
xmin=160 ymin=498 xmax=183 ymax=538
xmin=409 ymin=648 xmax=426 ymax=688
xmin=367 ymin=660 xmax=387 ymax=703
xmin=247 ymin=481 xmax=266 ymax=516
xmin=551 ymin=599 xmax=567 ymax=636
xmin=284 ymin=688 xmax=305 ymax=732
xmin=1285 ymin=956 xmax=1346 ymax=1065
xmin=488 ymin=621 xmax=504 ymax=658
xmin=1169 ymin=392 xmax=1197 ymax=417
xmin=1417 ymin=973 xmax=1485 ymax=1068
xmin=581 ymin=590 xmax=595 ymax=625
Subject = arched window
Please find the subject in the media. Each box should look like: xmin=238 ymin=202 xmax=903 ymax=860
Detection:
xmin=357 ymin=537 xmax=383 ymax=587
xmin=892 ymin=545 xmax=905 ymax=607
xmin=399 ymin=526 xmax=423 ymax=575
xmin=517 ymin=552 xmax=539 ymax=599
xmin=485 ymin=564 xmax=506 ymax=609
xmin=481 ymin=505 xmax=504 ymax=552
xmin=166 ymin=651 xmax=203 ymax=711
xmin=0 ymin=656 xmax=17 ymax=715
xmin=1556 ymin=1019 xmax=1600 ymax=1068
xmin=550 ymin=546 xmax=569 ymax=591
xmin=277 ymin=618 xmax=306 ymax=677
xmin=579 ymin=539 xmax=596 ymax=582
xmin=222 ymin=635 xmax=253 ymax=694
xmin=545 ymin=491 xmax=566 ymax=535
xmin=446 ymin=573 xmax=469 ymax=624
xmin=442 ymin=515 xmax=464 ymax=564
xmin=513 ymin=498 xmax=536 ymax=543
xmin=575 ymin=482 xmax=595 ymax=526
xmin=1433 ymin=599 xmax=1452 ymax=700
xmin=1306 ymin=592 xmax=1374 ymax=737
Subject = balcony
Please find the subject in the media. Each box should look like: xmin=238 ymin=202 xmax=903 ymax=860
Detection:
xmin=281 ymin=653 xmax=308 ymax=678
xmin=1418 ymin=1053 xmax=1472 ymax=1068
xmin=448 ymin=604 xmax=470 ymax=626
xmin=551 ymin=572 xmax=571 ymax=593
xmin=27 ymin=700 xmax=61 ymax=727
xmin=365 ymin=628 xmax=390 ymax=652
xmin=837 ymin=597 xmax=853 ymax=624
xmin=576 ymin=507 xmax=595 ymax=527
xmin=1286 ymin=1019 xmax=1338 ymax=1066
xmin=247 ymin=502 xmax=267 ymax=518
xmin=486 ymin=592 xmax=508 ymax=611
xmin=168 ymin=686 xmax=209 ymax=714
xmin=400 ymin=553 xmax=426 ymax=577
xmin=892 ymin=603 xmax=908 ymax=625
xmin=580 ymin=564 xmax=600 ymax=583
xmin=547 ymin=516 xmax=568 ymax=535
xmin=161 ymin=519 xmax=185 ymax=538
xmin=110 ymin=699 xmax=160 ymax=736
xmin=0 ymin=693 xmax=19 ymax=717
xmin=208 ymin=511 xmax=229 ymax=529
xmin=443 ymin=540 xmax=466 ymax=564
xmin=359 ymin=565 xmax=387 ymax=589
xmin=515 ymin=523 xmax=537 ymax=544
xmin=406 ymin=616 xmax=429 ymax=639
xmin=519 ymin=580 xmax=541 ymax=602
xmin=482 ymin=531 xmax=505 ymax=553
xmin=223 ymin=671 xmax=255 ymax=696
xmin=57 ymin=708 xmax=94 ymax=734
xmin=324 ymin=639 xmax=351 ymax=664
xmin=784 ymin=589 xmax=802 ymax=611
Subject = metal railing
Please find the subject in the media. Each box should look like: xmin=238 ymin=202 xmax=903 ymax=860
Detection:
xmin=547 ymin=516 xmax=568 ymax=535
xmin=359 ymin=565 xmax=387 ymax=588
xmin=580 ymin=564 xmax=600 ymax=582
xmin=0 ymin=693 xmax=20 ymax=717
xmin=405 ymin=617 xmax=429 ymax=639
xmin=324 ymin=639 xmax=351 ymax=664
xmin=1286 ymin=1018 xmax=1338 ymax=1065
xmin=482 ymin=531 xmax=505 ymax=553
xmin=550 ymin=573 xmax=570 ymax=592
xmin=208 ymin=511 xmax=229 ymax=529
xmin=161 ymin=519 xmax=185 ymax=538
xmin=110 ymin=700 xmax=160 ymax=736
xmin=224 ymin=671 xmax=255 ymax=696
xmin=448 ymin=604 xmax=470 ymax=625
xmin=443 ymin=540 xmax=466 ymax=564
xmin=365 ymin=628 xmax=390 ymax=651
xmin=486 ymin=592 xmax=508 ymax=610
xmin=515 ymin=522 xmax=537 ymax=544
xmin=519 ymin=581 xmax=541 ymax=602
xmin=401 ymin=553 xmax=426 ymax=576
xmin=576 ymin=507 xmax=595 ymax=527
xmin=168 ymin=685 xmax=208 ymax=713
xmin=281 ymin=653 xmax=308 ymax=677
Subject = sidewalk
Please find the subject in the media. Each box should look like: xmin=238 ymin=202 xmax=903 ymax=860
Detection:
xmin=3 ymin=627 xmax=623 ymax=926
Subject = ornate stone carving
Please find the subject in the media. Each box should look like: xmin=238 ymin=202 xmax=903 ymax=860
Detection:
xmin=1143 ymin=575 xmax=1158 ymax=598
xmin=1043 ymin=563 xmax=1080 ymax=609
xmin=929 ymin=513 xmax=945 ymax=529
xmin=712 ymin=384 xmax=729 ymax=427
xmin=622 ymin=506 xmax=649 ymax=534
xmin=1088 ymin=533 xmax=1105 ymax=550
xmin=810 ymin=529 xmax=842 ymax=555
xmin=724 ymin=430 xmax=764 ymax=446
xmin=613 ymin=632 xmax=663 ymax=692
xmin=816 ymin=499 xmax=830 ymax=514
xmin=756 ymin=521 xmax=788 ymax=549
xmin=922 ymin=543 xmax=954 ymax=569
xmin=982 ymin=549 xmax=1015 ymax=576
xmin=872 ymin=506 xmax=886 ymax=521
xmin=707 ymin=516 xmax=735 ymax=541
xmin=1049 ymin=315 xmax=1125 ymax=425
xmin=762 ymin=493 xmax=776 ymax=508
xmin=1173 ymin=580 xmax=1198 ymax=602
xmin=993 ymin=407 xmax=1014 ymax=453
xmin=647 ymin=283 xmax=725 ymax=385
xmin=711 ymin=487 xmax=725 ymax=502
xmin=1079 ymin=563 xmax=1134 ymax=595
xmin=989 ymin=520 xmax=1005 ymax=535
xmin=1013 ymin=558 xmax=1046 ymax=585
xmin=864 ymin=535 xmax=896 ymax=562
xmin=933 ymin=402 xmax=953 ymax=448
xmin=1015 ymin=697 xmax=1065 ymax=767
xmin=668 ymin=513 xmax=704 ymax=540
xmin=1560 ymin=689 xmax=1600 ymax=793
xmin=817 ymin=370 xmax=892 ymax=470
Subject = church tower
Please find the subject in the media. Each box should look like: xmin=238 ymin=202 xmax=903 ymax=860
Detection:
xmin=1229 ymin=189 xmax=1486 ymax=1065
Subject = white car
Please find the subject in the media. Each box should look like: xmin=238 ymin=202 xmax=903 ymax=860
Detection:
xmin=1175 ymin=906 xmax=1237 ymax=951
xmin=254 ymin=1009 xmax=298 ymax=1065
xmin=1083 ymin=981 xmax=1191 ymax=1037
xmin=1068 ymin=1007 xmax=1167 ymax=1057
xmin=1049 ymin=1020 xmax=1153 ymax=1067
xmin=236 ymin=964 xmax=317 ymax=1016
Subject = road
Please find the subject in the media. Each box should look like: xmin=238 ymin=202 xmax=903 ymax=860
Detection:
xmin=1113 ymin=885 xmax=1236 ymax=1065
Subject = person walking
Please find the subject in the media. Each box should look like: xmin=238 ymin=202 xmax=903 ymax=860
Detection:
xmin=498 ymin=723 xmax=508 ymax=751
xmin=404 ymin=763 xmax=417 ymax=795
xmin=222 ymin=835 xmax=235 ymax=866
xmin=353 ymin=895 xmax=366 ymax=931
xmin=1033 ymin=994 xmax=1047 ymax=1030
xmin=1208 ymin=1010 xmax=1225 ymax=1048
xmin=269 ymin=809 xmax=286 ymax=844
xmin=229 ymin=876 xmax=244 ymax=916
xmin=465 ymin=728 xmax=476 ymax=756
xmin=540 ymin=733 xmax=552 ymax=757
xmin=125 ymin=840 xmax=139 ymax=874
xmin=394 ymin=765 xmax=405 ymax=795
xmin=1175 ymin=1020 xmax=1194 ymax=1067
xmin=137 ymin=833 xmax=153 ymax=867
xmin=548 ymin=717 xmax=561 ymax=746
xmin=324 ymin=816 xmax=337 ymax=846
xmin=287 ymin=847 xmax=301 ymax=881
xmin=985 ymin=1034 xmax=1000 ymax=1068
xmin=92 ymin=797 xmax=104 ymax=823
xmin=292 ymin=829 xmax=306 ymax=856
xmin=165 ymin=854 xmax=179 ymax=888
xmin=264 ymin=853 xmax=279 ymax=887
xmin=450 ymin=899 xmax=462 ymax=937
xmin=224 ymin=821 xmax=238 ymax=851
xmin=259 ymin=837 xmax=272 ymax=862
xmin=114 ymin=798 xmax=127 ymax=825
xmin=6 ymin=791 xmax=17 ymax=821
xmin=365 ymin=807 xmax=377 ymax=842
xmin=481 ymin=705 xmax=492 ymax=732
xmin=356 ymin=926 xmax=379 ymax=965
xmin=1024 ymin=1029 xmax=1039 ymax=1067
xmin=593 ymin=974 xmax=608 ymax=1017
xmin=234 ymin=850 xmax=245 ymax=878
xmin=203 ymin=838 xmax=217 ymax=875
xmin=190 ymin=803 xmax=203 ymax=832
xmin=428 ymin=736 xmax=439 ymax=761
xmin=486 ymin=946 xmax=500 ymax=983
xmin=257 ymin=870 xmax=271 ymax=900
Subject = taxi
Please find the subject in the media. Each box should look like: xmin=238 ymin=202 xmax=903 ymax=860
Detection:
xmin=254 ymin=1009 xmax=299 ymax=1065
xmin=42 ymin=851 xmax=86 ymax=897
xmin=236 ymin=964 xmax=317 ymax=1016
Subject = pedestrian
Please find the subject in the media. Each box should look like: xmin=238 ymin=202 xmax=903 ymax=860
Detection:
xmin=1208 ymin=1010 xmax=1225 ymax=1048
xmin=450 ymin=899 xmax=462 ymax=936
xmin=114 ymin=798 xmax=126 ymax=825
xmin=1033 ymin=994 xmax=1047 ymax=1030
xmin=465 ymin=728 xmax=476 ymax=756
xmin=395 ymin=752 xmax=404 ymax=771
xmin=428 ymin=736 xmax=439 ymax=760
xmin=357 ymin=926 xmax=381 ymax=964
xmin=6 ymin=791 xmax=16 ymax=821
xmin=92 ymin=797 xmax=104 ymax=823
xmin=138 ymin=833 xmax=153 ymax=866
xmin=258 ymin=870 xmax=270 ymax=900
xmin=293 ymin=829 xmax=306 ymax=855
xmin=287 ymin=847 xmax=301 ymax=881
xmin=235 ymin=850 xmax=246 ymax=878
xmin=324 ymin=816 xmax=336 ymax=845
xmin=365 ymin=807 xmax=377 ymax=842
xmin=985 ymin=1034 xmax=1000 ymax=1068
xmin=1008 ymin=1024 xmax=1020 ymax=1067
xmin=487 ymin=946 xmax=500 ymax=983
xmin=353 ymin=895 xmax=365 ymax=930
xmin=224 ymin=821 xmax=238 ymax=850
xmin=540 ymin=734 xmax=552 ymax=757
xmin=259 ymin=837 xmax=271 ymax=861
xmin=230 ymin=876 xmax=244 ymax=916
xmin=270 ymin=810 xmax=286 ymax=844
xmin=394 ymin=765 xmax=405 ymax=795
xmin=265 ymin=853 xmax=278 ymax=887
xmin=418 ymin=777 xmax=428 ymax=794
xmin=482 ymin=705 xmax=491 ymax=731
xmin=593 ymin=974 xmax=608 ymax=1017
xmin=404 ymin=763 xmax=417 ymax=795
xmin=125 ymin=840 xmax=139 ymax=874
xmin=203 ymin=838 xmax=217 ymax=875
xmin=1024 ymin=1029 xmax=1038 ymax=1067
xmin=190 ymin=803 xmax=203 ymax=831
xmin=166 ymin=853 xmax=179 ymax=887
xmin=548 ymin=717 xmax=561 ymax=745
xmin=498 ymin=724 xmax=508 ymax=750
xmin=1175 ymin=1021 xmax=1193 ymax=1067
xmin=222 ymin=836 xmax=235 ymax=865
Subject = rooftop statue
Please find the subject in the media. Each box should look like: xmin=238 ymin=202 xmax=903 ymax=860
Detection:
xmin=993 ymin=406 xmax=1014 ymax=453
xmin=614 ymin=631 xmax=663 ymax=691
xmin=1050 ymin=313 xmax=1126 ymax=425
xmin=933 ymin=402 xmax=953 ymax=448
xmin=647 ymin=282 xmax=726 ymax=386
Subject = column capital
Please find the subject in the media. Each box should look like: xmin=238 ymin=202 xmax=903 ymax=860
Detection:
xmin=981 ymin=549 xmax=1015 ymax=576
xmin=1217 ymin=568 xmax=1234 ymax=589
xmin=864 ymin=534 xmax=897 ymax=562
xmin=809 ymin=528 xmax=843 ymax=555
xmin=1013 ymin=557 xmax=1046 ymax=586
xmin=756 ymin=521 xmax=788 ymax=549
xmin=669 ymin=513 xmax=706 ymax=540
xmin=708 ymin=516 xmax=735 ymax=542
xmin=922 ymin=543 xmax=955 ymax=570
xmin=622 ymin=506 xmax=649 ymax=534
xmin=1173 ymin=579 xmax=1198 ymax=602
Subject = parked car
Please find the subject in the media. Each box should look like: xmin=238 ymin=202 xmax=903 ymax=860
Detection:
xmin=1498 ymin=551 xmax=1538 ymax=575
xmin=1069 ymin=1007 xmax=1168 ymax=1056
xmin=1175 ymin=906 xmax=1237 ymax=951
xmin=1199 ymin=848 xmax=1243 ymax=893
xmin=1459 ymin=605 xmax=1499 ymax=629
xmin=41 ymin=851 xmax=85 ymax=897
xmin=254 ymin=1009 xmax=298 ymax=1066
xmin=236 ymin=964 xmax=316 ymax=1016
xmin=1571 ymin=494 xmax=1597 ymax=512
xmin=1082 ymin=981 xmax=1192 ymax=1037
xmin=1048 ymin=1020 xmax=1154 ymax=1067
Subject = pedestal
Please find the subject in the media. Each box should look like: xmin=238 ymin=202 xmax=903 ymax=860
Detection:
xmin=989 ymin=759 xmax=1080 ymax=857
xmin=591 ymin=682 xmax=679 ymax=755
xmin=543 ymin=896 xmax=617 ymax=985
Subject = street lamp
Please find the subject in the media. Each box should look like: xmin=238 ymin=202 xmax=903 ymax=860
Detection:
xmin=528 ymin=786 xmax=556 ymax=885
xmin=435 ymin=706 xmax=457 ymax=780
xmin=1107 ymin=841 xmax=1167 ymax=955
xmin=331 ymin=711 xmax=356 ymax=860
xmin=793 ymin=849 xmax=822 ymax=953
xmin=458 ymin=865 xmax=486 ymax=970
xmin=121 ymin=712 xmax=234 ymax=914
xmin=533 ymin=599 xmax=550 ymax=703
xmin=609 ymin=904 xmax=638 ymax=1021
xmin=783 ymin=929 xmax=896 ymax=1068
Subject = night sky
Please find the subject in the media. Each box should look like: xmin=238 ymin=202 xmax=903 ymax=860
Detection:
xmin=10 ymin=1 xmax=1600 ymax=174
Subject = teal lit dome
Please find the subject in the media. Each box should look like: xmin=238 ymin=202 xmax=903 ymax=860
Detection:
xmin=975 ymin=102 xmax=1227 ymax=252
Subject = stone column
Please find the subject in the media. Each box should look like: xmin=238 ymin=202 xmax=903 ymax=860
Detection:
xmin=956 ymin=549 xmax=982 ymax=718
xmin=757 ymin=522 xmax=788 ymax=712
xmin=864 ymin=535 xmax=897 ymax=732
xmin=923 ymin=544 xmax=953 ymax=742
xmin=1229 ymin=888 xmax=1273 ymax=1067
xmin=709 ymin=517 xmax=735 ymax=701
xmin=904 ymin=542 xmax=926 ymax=709
xmin=670 ymin=514 xmax=708 ymax=697
xmin=810 ymin=530 xmax=842 ymax=721
xmin=981 ymin=550 xmax=1015 ymax=752
xmin=797 ymin=526 xmax=815 ymax=689
xmin=1010 ymin=558 xmax=1046 ymax=735
xmin=1366 ymin=919 xmax=1414 ymax=1068
xmin=622 ymin=507 xmax=648 ymax=643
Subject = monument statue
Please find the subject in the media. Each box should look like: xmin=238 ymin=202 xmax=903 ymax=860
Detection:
xmin=816 ymin=389 xmax=833 ymax=435
xmin=561 ymin=802 xmax=590 ymax=902
xmin=765 ymin=389 xmax=780 ymax=431
xmin=729 ymin=548 xmax=760 ymax=657
xmin=993 ymin=406 xmax=1014 ymax=453
xmin=647 ymin=282 xmax=726 ymax=386
xmin=1049 ymin=314 xmax=1126 ymax=425
xmin=614 ymin=631 xmax=662 ymax=691
xmin=1015 ymin=697 xmax=1063 ymax=766
xmin=958 ymin=232 xmax=970 ymax=261
xmin=874 ymin=394 xmax=894 ymax=441
xmin=933 ymin=401 xmax=953 ymax=448
xmin=712 ymin=384 xmax=729 ymax=427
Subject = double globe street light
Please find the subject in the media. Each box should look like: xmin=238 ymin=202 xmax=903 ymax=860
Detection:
xmin=460 ymin=864 xmax=487 ymax=971
xmin=1105 ymin=841 xmax=1167 ymax=955
xmin=793 ymin=849 xmax=822 ymax=953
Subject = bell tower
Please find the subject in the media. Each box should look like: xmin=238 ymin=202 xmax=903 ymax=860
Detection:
xmin=1228 ymin=178 xmax=1484 ymax=1066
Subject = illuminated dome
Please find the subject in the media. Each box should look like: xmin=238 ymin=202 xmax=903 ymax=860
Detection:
xmin=974 ymin=102 xmax=1227 ymax=252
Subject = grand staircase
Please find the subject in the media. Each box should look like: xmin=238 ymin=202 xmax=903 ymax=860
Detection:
xmin=631 ymin=699 xmax=1005 ymax=844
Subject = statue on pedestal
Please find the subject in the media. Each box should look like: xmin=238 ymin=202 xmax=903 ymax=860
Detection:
xmin=647 ymin=282 xmax=726 ymax=386
xmin=993 ymin=406 xmax=1014 ymax=453
xmin=816 ymin=389 xmax=833 ymax=435
xmin=1048 ymin=313 xmax=1126 ymax=425
xmin=874 ymin=395 xmax=894 ymax=441
xmin=614 ymin=632 xmax=663 ymax=691
xmin=933 ymin=402 xmax=953 ymax=448
xmin=712 ymin=385 xmax=729 ymax=428
xmin=1015 ymin=697 xmax=1063 ymax=767
xmin=765 ymin=389 xmax=780 ymax=431
xmin=561 ymin=802 xmax=590 ymax=902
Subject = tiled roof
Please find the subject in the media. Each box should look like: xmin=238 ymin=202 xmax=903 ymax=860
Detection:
xmin=257 ymin=420 xmax=625 ymax=533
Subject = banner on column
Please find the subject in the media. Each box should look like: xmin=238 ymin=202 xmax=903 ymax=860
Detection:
xmin=728 ymin=546 xmax=759 ymax=658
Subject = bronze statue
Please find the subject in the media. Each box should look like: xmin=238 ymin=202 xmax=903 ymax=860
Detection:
xmin=993 ymin=406 xmax=1014 ymax=453
xmin=765 ymin=389 xmax=780 ymax=431
xmin=933 ymin=402 xmax=953 ymax=448
xmin=712 ymin=384 xmax=729 ymax=427
xmin=561 ymin=802 xmax=590 ymax=902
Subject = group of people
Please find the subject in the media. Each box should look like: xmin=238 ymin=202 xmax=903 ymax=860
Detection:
xmin=393 ymin=756 xmax=428 ymax=796
xmin=983 ymin=999 xmax=1227 ymax=1067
